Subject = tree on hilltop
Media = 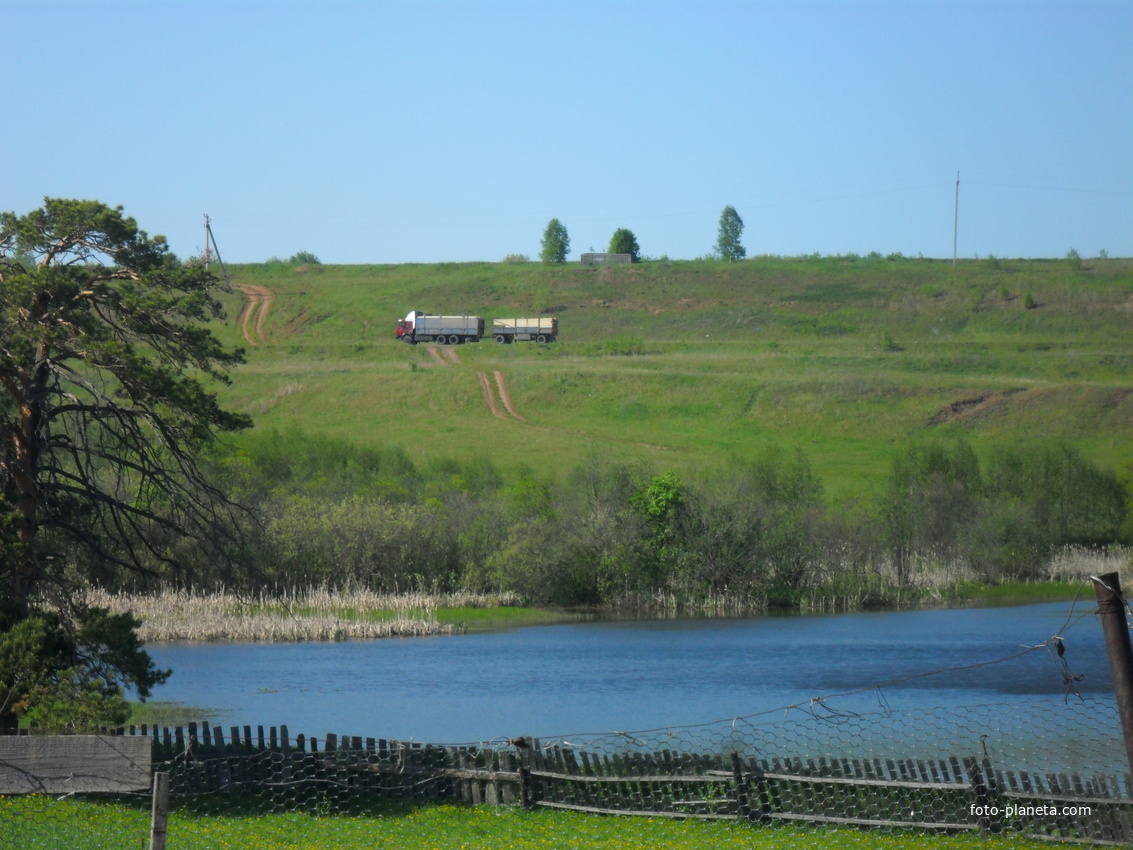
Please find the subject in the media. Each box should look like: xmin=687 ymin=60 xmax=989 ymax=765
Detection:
xmin=716 ymin=206 xmax=746 ymax=262
xmin=541 ymin=219 xmax=570 ymax=264
xmin=0 ymin=198 xmax=252 ymax=730
xmin=609 ymin=228 xmax=640 ymax=262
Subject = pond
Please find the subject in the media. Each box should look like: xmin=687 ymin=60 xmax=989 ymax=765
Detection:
xmin=147 ymin=600 xmax=1123 ymax=773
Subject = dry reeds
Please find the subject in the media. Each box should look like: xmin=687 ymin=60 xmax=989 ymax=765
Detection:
xmin=84 ymin=586 xmax=518 ymax=643
xmin=1045 ymin=545 xmax=1129 ymax=581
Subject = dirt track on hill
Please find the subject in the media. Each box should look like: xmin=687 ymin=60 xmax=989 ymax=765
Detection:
xmin=237 ymin=285 xmax=274 ymax=345
xmin=493 ymin=371 xmax=524 ymax=420
xmin=417 ymin=341 xmax=525 ymax=421
xmin=478 ymin=372 xmax=508 ymax=419
xmin=416 ymin=344 xmax=663 ymax=448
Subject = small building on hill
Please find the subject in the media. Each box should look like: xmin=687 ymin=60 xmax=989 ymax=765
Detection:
xmin=581 ymin=253 xmax=633 ymax=266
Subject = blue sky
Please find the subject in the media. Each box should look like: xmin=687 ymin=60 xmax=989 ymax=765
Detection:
xmin=5 ymin=0 xmax=1130 ymax=263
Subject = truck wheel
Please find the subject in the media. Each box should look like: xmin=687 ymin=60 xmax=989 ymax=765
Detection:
xmin=494 ymin=334 xmax=507 ymax=344
xmin=449 ymin=334 xmax=462 ymax=345
xmin=536 ymin=334 xmax=548 ymax=343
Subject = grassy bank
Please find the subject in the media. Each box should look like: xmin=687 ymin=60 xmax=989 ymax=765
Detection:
xmin=0 ymin=797 xmax=1077 ymax=850
xmin=207 ymin=255 xmax=1133 ymax=499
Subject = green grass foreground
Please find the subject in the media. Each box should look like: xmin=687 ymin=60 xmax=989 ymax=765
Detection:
xmin=0 ymin=796 xmax=1071 ymax=850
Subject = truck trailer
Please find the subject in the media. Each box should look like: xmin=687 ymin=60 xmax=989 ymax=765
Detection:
xmin=395 ymin=311 xmax=558 ymax=344
xmin=395 ymin=311 xmax=485 ymax=345
xmin=491 ymin=317 xmax=558 ymax=344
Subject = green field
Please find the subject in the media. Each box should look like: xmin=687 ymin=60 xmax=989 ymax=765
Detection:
xmin=0 ymin=796 xmax=1080 ymax=850
xmin=210 ymin=255 xmax=1132 ymax=499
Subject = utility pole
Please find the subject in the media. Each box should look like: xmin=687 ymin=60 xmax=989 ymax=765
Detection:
xmin=203 ymin=214 xmax=214 ymax=270
xmin=952 ymin=172 xmax=959 ymax=269
xmin=200 ymin=214 xmax=230 ymax=285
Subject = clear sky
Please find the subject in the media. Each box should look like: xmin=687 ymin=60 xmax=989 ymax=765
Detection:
xmin=5 ymin=0 xmax=1130 ymax=264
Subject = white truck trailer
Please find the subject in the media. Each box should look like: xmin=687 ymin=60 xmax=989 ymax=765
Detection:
xmin=395 ymin=311 xmax=485 ymax=345
xmin=490 ymin=317 xmax=558 ymax=344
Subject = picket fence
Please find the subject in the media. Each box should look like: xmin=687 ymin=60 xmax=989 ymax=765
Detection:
xmin=91 ymin=721 xmax=1132 ymax=845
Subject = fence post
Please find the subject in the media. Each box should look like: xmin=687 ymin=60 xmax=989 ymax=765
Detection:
xmin=963 ymin=755 xmax=1001 ymax=833
xmin=1093 ymin=572 xmax=1133 ymax=779
xmin=516 ymin=744 xmax=533 ymax=810
xmin=149 ymin=771 xmax=169 ymax=850
xmin=730 ymin=751 xmax=751 ymax=820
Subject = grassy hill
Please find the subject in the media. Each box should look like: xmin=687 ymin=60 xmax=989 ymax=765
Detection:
xmin=208 ymin=255 xmax=1133 ymax=500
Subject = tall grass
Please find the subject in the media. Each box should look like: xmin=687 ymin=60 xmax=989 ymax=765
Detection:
xmin=85 ymin=587 xmax=520 ymax=642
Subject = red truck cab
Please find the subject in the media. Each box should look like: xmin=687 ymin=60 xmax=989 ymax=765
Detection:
xmin=395 ymin=310 xmax=423 ymax=342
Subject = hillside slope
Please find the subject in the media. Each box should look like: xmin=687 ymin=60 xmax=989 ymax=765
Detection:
xmin=208 ymin=256 xmax=1133 ymax=497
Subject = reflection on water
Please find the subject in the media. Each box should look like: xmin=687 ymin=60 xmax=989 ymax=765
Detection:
xmin=147 ymin=601 xmax=1121 ymax=773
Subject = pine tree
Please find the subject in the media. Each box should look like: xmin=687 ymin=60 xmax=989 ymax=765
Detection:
xmin=0 ymin=198 xmax=252 ymax=729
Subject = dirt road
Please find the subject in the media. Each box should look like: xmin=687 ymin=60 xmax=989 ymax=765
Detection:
xmin=493 ymin=371 xmax=524 ymax=421
xmin=478 ymin=372 xmax=509 ymax=419
xmin=417 ymin=342 xmax=524 ymax=421
xmin=237 ymin=285 xmax=274 ymax=345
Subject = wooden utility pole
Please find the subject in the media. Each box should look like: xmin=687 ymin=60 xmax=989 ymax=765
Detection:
xmin=1092 ymin=572 xmax=1133 ymax=778
xmin=952 ymin=172 xmax=959 ymax=269
xmin=203 ymin=214 xmax=213 ymax=270
xmin=202 ymin=215 xmax=230 ymax=284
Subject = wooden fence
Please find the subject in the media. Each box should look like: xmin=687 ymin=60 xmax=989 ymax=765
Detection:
xmin=0 ymin=735 xmax=152 ymax=794
xmin=11 ymin=722 xmax=1132 ymax=845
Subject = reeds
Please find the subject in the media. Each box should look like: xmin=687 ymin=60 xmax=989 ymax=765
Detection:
xmin=85 ymin=586 xmax=518 ymax=643
xmin=1045 ymin=545 xmax=1128 ymax=581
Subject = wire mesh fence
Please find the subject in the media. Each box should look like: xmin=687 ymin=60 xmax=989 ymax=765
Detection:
xmin=4 ymin=693 xmax=1131 ymax=844
xmin=4 ymin=604 xmax=1133 ymax=848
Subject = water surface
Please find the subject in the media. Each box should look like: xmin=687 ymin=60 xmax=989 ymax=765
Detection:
xmin=148 ymin=600 xmax=1114 ymax=756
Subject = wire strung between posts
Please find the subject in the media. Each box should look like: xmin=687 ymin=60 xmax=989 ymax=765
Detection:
xmin=1012 ymin=580 xmax=1095 ymax=701
xmin=805 ymin=697 xmax=862 ymax=725
xmin=534 ymin=594 xmax=1100 ymax=749
xmin=539 ymin=643 xmax=1049 ymax=750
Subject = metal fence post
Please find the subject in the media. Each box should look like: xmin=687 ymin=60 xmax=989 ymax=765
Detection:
xmin=1092 ymin=572 xmax=1133 ymax=779
xmin=149 ymin=770 xmax=169 ymax=850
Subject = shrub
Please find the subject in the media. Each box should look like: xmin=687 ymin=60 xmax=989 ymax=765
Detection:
xmin=881 ymin=333 xmax=902 ymax=352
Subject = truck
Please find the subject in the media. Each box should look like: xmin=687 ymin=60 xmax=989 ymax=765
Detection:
xmin=490 ymin=317 xmax=558 ymax=344
xmin=395 ymin=311 xmax=485 ymax=345
xmin=395 ymin=311 xmax=558 ymax=344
